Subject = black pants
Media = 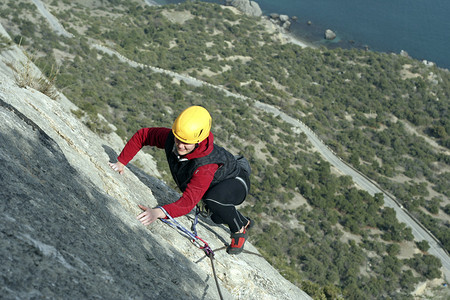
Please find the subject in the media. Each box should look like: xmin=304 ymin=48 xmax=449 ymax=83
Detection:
xmin=202 ymin=169 xmax=250 ymax=233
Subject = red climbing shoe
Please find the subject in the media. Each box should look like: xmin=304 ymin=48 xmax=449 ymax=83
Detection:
xmin=226 ymin=230 xmax=247 ymax=255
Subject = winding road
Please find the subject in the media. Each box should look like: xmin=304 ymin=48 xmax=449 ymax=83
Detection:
xmin=31 ymin=0 xmax=450 ymax=282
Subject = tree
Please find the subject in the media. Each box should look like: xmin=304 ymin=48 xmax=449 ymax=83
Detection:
xmin=386 ymin=243 xmax=400 ymax=256
xmin=407 ymin=254 xmax=442 ymax=279
xmin=416 ymin=240 xmax=430 ymax=252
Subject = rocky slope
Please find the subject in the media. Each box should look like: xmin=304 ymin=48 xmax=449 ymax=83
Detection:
xmin=0 ymin=24 xmax=311 ymax=299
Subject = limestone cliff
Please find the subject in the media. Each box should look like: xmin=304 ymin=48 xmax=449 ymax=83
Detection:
xmin=0 ymin=25 xmax=311 ymax=300
xmin=227 ymin=0 xmax=263 ymax=17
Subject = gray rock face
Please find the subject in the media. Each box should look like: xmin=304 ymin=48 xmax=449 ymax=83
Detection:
xmin=0 ymin=24 xmax=311 ymax=300
xmin=0 ymin=99 xmax=189 ymax=299
xmin=228 ymin=0 xmax=263 ymax=17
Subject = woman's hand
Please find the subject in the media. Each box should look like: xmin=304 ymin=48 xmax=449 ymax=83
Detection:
xmin=109 ymin=161 xmax=125 ymax=175
xmin=137 ymin=205 xmax=166 ymax=226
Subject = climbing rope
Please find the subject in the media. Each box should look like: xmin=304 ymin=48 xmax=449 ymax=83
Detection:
xmin=157 ymin=206 xmax=223 ymax=300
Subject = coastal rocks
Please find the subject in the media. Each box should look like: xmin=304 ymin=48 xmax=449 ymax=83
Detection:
xmin=422 ymin=60 xmax=435 ymax=67
xmin=269 ymin=13 xmax=279 ymax=19
xmin=269 ymin=13 xmax=292 ymax=31
xmin=282 ymin=20 xmax=292 ymax=30
xmin=324 ymin=29 xmax=336 ymax=40
xmin=279 ymin=14 xmax=290 ymax=22
xmin=400 ymin=50 xmax=409 ymax=57
xmin=226 ymin=0 xmax=262 ymax=17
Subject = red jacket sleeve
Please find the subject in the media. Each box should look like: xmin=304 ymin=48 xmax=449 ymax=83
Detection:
xmin=117 ymin=127 xmax=171 ymax=165
xmin=162 ymin=163 xmax=219 ymax=218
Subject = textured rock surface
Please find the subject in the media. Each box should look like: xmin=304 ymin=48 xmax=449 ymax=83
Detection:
xmin=228 ymin=0 xmax=263 ymax=17
xmin=0 ymin=24 xmax=311 ymax=300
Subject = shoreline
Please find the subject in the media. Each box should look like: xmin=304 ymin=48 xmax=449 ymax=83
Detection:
xmin=276 ymin=19 xmax=449 ymax=71
xmin=253 ymin=5 xmax=449 ymax=71
xmin=148 ymin=0 xmax=316 ymax=49
xmin=285 ymin=33 xmax=315 ymax=48
xmin=150 ymin=0 xmax=448 ymax=70
xmin=279 ymin=29 xmax=317 ymax=49
xmin=278 ymin=29 xmax=317 ymax=49
xmin=255 ymin=14 xmax=317 ymax=49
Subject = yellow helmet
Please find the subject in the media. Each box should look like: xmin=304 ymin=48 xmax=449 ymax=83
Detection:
xmin=172 ymin=106 xmax=212 ymax=144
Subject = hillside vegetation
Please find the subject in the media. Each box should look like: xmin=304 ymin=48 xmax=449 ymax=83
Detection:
xmin=1 ymin=0 xmax=449 ymax=299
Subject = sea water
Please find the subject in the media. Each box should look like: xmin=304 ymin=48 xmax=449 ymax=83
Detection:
xmin=155 ymin=0 xmax=450 ymax=70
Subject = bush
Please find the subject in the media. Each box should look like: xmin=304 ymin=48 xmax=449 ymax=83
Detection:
xmin=0 ymin=34 xmax=13 ymax=49
xmin=416 ymin=240 xmax=430 ymax=252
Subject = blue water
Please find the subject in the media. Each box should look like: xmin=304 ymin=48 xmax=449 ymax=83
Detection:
xmin=157 ymin=0 xmax=450 ymax=70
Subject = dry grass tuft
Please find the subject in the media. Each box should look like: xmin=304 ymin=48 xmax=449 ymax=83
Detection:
xmin=6 ymin=51 xmax=60 ymax=100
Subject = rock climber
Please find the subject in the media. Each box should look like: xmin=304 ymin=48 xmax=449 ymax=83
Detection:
xmin=109 ymin=105 xmax=253 ymax=254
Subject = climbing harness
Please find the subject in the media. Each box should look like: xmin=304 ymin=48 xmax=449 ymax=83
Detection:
xmin=157 ymin=206 xmax=223 ymax=300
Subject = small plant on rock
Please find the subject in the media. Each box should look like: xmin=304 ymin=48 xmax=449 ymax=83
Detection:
xmin=6 ymin=50 xmax=60 ymax=100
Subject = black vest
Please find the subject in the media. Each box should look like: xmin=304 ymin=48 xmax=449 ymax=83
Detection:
xmin=165 ymin=132 xmax=240 ymax=192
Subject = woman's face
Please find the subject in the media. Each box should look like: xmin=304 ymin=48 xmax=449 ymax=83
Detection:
xmin=174 ymin=138 xmax=196 ymax=156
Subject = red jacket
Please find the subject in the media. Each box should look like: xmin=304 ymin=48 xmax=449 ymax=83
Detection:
xmin=117 ymin=127 xmax=219 ymax=218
